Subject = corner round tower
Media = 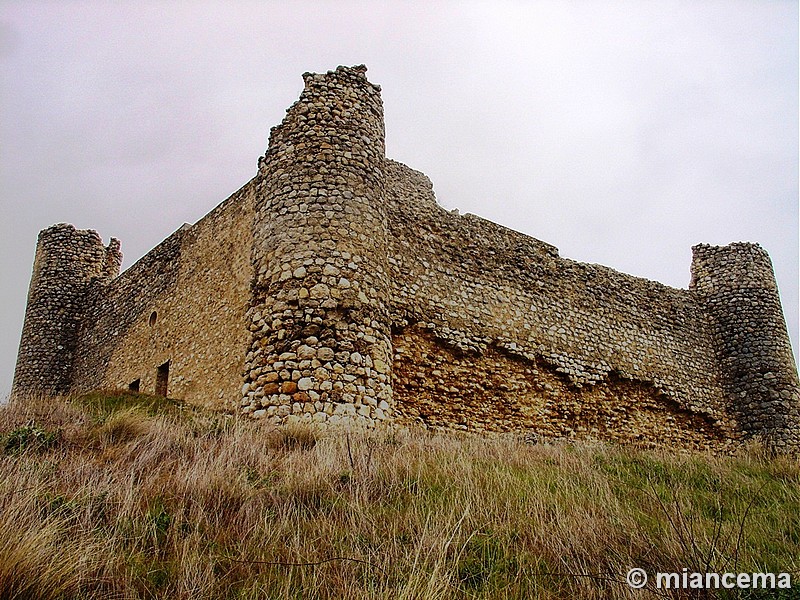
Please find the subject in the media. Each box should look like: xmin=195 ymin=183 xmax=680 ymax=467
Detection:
xmin=242 ymin=65 xmax=393 ymax=426
xmin=12 ymin=223 xmax=122 ymax=398
xmin=691 ymin=242 xmax=800 ymax=450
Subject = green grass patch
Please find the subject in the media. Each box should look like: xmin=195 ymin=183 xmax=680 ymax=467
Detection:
xmin=456 ymin=531 xmax=520 ymax=592
xmin=1 ymin=424 xmax=59 ymax=455
xmin=73 ymin=389 xmax=188 ymax=419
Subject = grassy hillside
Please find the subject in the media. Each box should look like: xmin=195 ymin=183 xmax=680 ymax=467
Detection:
xmin=0 ymin=392 xmax=797 ymax=599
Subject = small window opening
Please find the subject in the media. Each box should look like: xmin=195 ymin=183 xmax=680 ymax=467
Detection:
xmin=128 ymin=379 xmax=140 ymax=392
xmin=155 ymin=361 xmax=170 ymax=397
xmin=149 ymin=311 xmax=157 ymax=327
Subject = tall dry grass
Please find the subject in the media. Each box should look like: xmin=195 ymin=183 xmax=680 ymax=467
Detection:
xmin=0 ymin=391 xmax=797 ymax=599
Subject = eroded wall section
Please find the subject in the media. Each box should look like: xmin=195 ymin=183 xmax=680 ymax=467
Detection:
xmin=384 ymin=160 xmax=737 ymax=446
xmin=393 ymin=325 xmax=734 ymax=450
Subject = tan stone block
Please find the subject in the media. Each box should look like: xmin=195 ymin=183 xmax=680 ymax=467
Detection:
xmin=281 ymin=381 xmax=298 ymax=394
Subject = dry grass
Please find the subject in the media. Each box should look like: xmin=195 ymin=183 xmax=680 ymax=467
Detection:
xmin=0 ymin=391 xmax=798 ymax=599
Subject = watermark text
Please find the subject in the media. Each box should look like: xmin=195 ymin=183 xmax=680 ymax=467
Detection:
xmin=626 ymin=568 xmax=792 ymax=590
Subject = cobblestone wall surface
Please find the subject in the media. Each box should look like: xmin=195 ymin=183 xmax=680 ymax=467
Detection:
xmin=691 ymin=243 xmax=800 ymax=449
xmin=12 ymin=224 xmax=120 ymax=396
xmin=13 ymin=65 xmax=799 ymax=450
xmin=241 ymin=65 xmax=393 ymax=427
xmin=382 ymin=160 xmax=743 ymax=445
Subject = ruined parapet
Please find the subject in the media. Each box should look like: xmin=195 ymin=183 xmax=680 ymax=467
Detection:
xmin=691 ymin=242 xmax=800 ymax=450
xmin=243 ymin=65 xmax=393 ymax=426
xmin=12 ymin=223 xmax=121 ymax=397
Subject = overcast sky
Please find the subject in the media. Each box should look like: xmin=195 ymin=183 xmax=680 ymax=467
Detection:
xmin=1 ymin=1 xmax=797 ymax=398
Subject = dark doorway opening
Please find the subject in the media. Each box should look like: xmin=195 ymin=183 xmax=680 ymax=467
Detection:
xmin=156 ymin=361 xmax=170 ymax=397
xmin=128 ymin=379 xmax=140 ymax=392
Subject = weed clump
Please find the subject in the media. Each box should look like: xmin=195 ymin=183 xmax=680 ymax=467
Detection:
xmin=1 ymin=424 xmax=59 ymax=455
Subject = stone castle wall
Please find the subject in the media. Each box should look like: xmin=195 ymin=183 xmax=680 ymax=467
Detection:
xmin=67 ymin=181 xmax=256 ymax=407
xmin=12 ymin=65 xmax=799 ymax=451
xmin=382 ymin=160 xmax=739 ymax=449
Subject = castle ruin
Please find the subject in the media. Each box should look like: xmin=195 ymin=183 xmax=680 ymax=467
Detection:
xmin=12 ymin=65 xmax=800 ymax=451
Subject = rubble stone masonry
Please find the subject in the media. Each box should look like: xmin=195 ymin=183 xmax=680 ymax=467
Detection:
xmin=12 ymin=65 xmax=800 ymax=451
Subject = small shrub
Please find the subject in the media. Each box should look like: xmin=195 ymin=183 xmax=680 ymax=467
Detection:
xmin=243 ymin=466 xmax=275 ymax=488
xmin=1 ymin=424 xmax=59 ymax=455
xmin=38 ymin=493 xmax=78 ymax=520
xmin=143 ymin=497 xmax=173 ymax=557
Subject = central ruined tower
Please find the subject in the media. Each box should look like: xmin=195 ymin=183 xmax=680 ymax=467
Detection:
xmin=242 ymin=65 xmax=394 ymax=425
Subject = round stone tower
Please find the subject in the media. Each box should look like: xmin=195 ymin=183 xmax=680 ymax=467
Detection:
xmin=242 ymin=65 xmax=393 ymax=426
xmin=12 ymin=223 xmax=122 ymax=398
xmin=691 ymin=242 xmax=800 ymax=450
